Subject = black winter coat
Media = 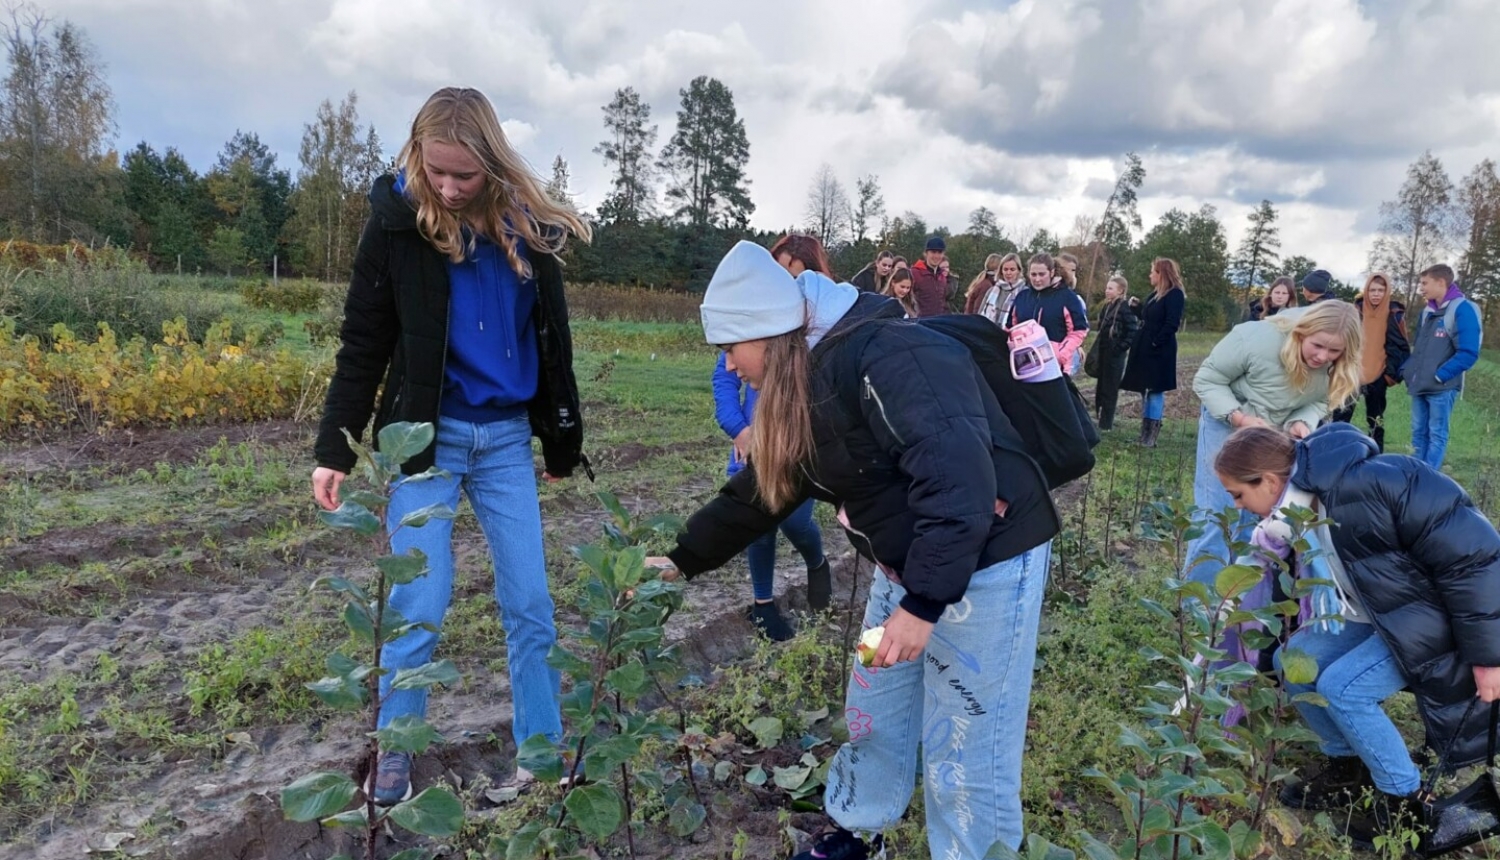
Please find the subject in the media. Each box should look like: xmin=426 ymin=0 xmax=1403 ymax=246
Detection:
xmin=667 ymin=294 xmax=1060 ymax=623
xmin=1121 ymin=287 xmax=1185 ymax=393
xmin=1295 ymin=423 xmax=1500 ymax=768
xmin=314 ymin=175 xmax=587 ymax=478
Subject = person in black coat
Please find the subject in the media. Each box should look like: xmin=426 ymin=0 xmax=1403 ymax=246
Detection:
xmin=311 ymin=88 xmax=591 ymax=803
xmin=645 ymin=241 xmax=1058 ymax=860
xmin=1214 ymin=424 xmax=1500 ymax=849
xmin=1120 ymin=257 xmax=1187 ymax=447
xmin=1089 ymin=274 xmax=1141 ymax=430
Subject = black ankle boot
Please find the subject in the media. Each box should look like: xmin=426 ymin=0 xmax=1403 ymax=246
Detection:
xmin=806 ymin=560 xmax=831 ymax=612
xmin=1278 ymin=756 xmax=1372 ymax=810
xmin=1136 ymin=416 xmax=1151 ymax=444
xmin=748 ymin=601 xmax=794 ymax=642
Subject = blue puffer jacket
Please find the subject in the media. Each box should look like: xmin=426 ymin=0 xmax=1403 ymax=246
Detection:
xmin=712 ymin=353 xmax=754 ymax=476
xmin=1294 ymin=422 xmax=1500 ymax=768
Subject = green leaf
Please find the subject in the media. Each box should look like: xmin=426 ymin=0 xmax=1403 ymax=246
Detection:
xmin=667 ymin=797 xmax=707 ymax=837
xmin=1292 ymin=691 xmax=1329 ymax=708
xmin=314 ymin=576 xmax=370 ymax=604
xmin=281 ymin=771 xmax=358 ymax=821
xmin=1214 ymin=564 xmax=1264 ymax=601
xmin=343 ymin=601 xmax=376 ymax=646
xmin=319 ymin=503 xmax=383 ymax=536
xmin=746 ymin=716 xmax=784 ymax=749
xmin=398 ymin=503 xmax=456 ymax=530
xmin=390 ymin=659 xmax=461 ymax=691
xmin=1279 ymin=647 xmax=1319 ymax=686
xmin=583 ymin=734 xmax=640 ymax=782
xmin=378 ymin=422 xmax=436 ymax=464
xmin=745 ymin=764 xmax=767 ymax=786
xmin=597 ymin=492 xmax=631 ymax=530
xmin=713 ymin=760 xmax=734 ymax=782
xmin=375 ymin=715 xmax=445 ymax=755
xmin=564 ymin=783 xmax=624 ymax=841
xmin=306 ymin=675 xmax=367 ymax=710
xmin=339 ymin=488 xmax=388 ymax=510
xmin=1077 ymin=833 xmax=1122 ymax=860
xmin=571 ymin=543 xmax=610 ymax=577
xmin=376 ymin=550 xmax=429 ymax=586
xmin=322 ymin=806 xmax=370 ymax=828
xmin=546 ymin=646 xmax=592 ymax=679
xmin=773 ymin=762 xmax=813 ymax=790
xmin=387 ymin=786 xmax=464 ymax=837
xmin=604 ymin=662 xmax=649 ymax=697
xmin=516 ymin=734 xmax=564 ymax=783
xmin=504 ymin=822 xmax=547 ymax=860
xmin=388 ymin=849 xmax=430 ymax=860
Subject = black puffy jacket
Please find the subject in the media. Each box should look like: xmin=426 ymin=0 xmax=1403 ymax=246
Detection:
xmin=314 ymin=175 xmax=587 ymax=478
xmin=1294 ymin=423 xmax=1500 ymax=767
xmin=667 ymin=293 xmax=1060 ymax=623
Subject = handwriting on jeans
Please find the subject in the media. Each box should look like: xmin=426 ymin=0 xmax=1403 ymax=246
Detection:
xmin=926 ymin=653 xmax=951 ymax=674
xmin=929 ymin=714 xmax=974 ymax=856
xmin=948 ymin=678 xmax=988 ymax=716
xmin=829 ymin=747 xmax=862 ymax=812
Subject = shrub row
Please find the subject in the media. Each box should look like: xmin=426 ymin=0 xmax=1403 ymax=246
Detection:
xmin=0 ymin=240 xmax=135 ymax=270
xmin=0 ymin=317 xmax=329 ymax=432
xmin=240 ymin=279 xmax=333 ymax=315
xmin=564 ymin=282 xmax=701 ymax=325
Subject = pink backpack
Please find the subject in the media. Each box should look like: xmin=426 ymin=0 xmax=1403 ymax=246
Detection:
xmin=1008 ymin=319 xmax=1061 ymax=382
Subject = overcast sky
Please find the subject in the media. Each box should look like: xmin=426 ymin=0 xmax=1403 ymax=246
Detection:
xmin=45 ymin=0 xmax=1500 ymax=282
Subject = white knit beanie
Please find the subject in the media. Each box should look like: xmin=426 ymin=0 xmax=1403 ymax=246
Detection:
xmin=700 ymin=241 xmax=807 ymax=345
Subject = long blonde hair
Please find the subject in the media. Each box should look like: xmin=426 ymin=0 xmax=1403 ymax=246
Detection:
xmin=398 ymin=87 xmax=591 ymax=275
xmin=750 ymin=328 xmax=815 ymax=511
xmin=1270 ymin=302 xmax=1361 ymax=409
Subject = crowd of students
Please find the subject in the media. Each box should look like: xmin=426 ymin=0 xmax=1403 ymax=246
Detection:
xmin=311 ymin=87 xmax=1496 ymax=860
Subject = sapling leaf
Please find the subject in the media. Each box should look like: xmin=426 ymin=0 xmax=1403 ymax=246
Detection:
xmin=377 ymin=550 xmax=429 ymax=585
xmin=504 ymin=821 xmax=547 ymax=860
xmin=305 ymin=675 xmax=366 ymax=710
xmin=746 ymin=716 xmax=784 ymax=749
xmin=375 ymin=715 xmax=445 ymax=754
xmin=319 ymin=503 xmax=382 ymax=536
xmin=583 ymin=734 xmax=640 ymax=781
xmin=745 ymin=764 xmax=767 ymax=786
xmin=571 ymin=543 xmax=609 ymax=576
xmin=516 ymin=734 xmax=564 ymax=783
xmin=564 ymin=783 xmax=624 ymax=840
xmin=604 ymin=662 xmax=648 ymax=697
xmin=1214 ymin=564 xmax=1263 ymax=601
xmin=343 ymin=601 xmax=376 ymax=645
xmin=384 ymin=622 xmax=438 ymax=644
xmin=321 ymin=806 xmax=370 ymax=828
xmin=545 ymin=645 xmax=592 ymax=678
xmin=1279 ymin=647 xmax=1319 ymax=686
xmin=401 ymin=466 xmax=450 ymax=484
xmin=391 ymin=659 xmax=461 ymax=691
xmin=378 ymin=422 xmax=436 ymax=464
xmin=281 ymin=771 xmax=357 ymax=821
xmin=597 ymin=491 xmax=631 ymax=529
xmin=666 ymin=797 xmax=706 ymax=837
xmin=388 ymin=849 xmax=430 ymax=860
xmin=1078 ymin=833 xmax=1123 ymax=860
xmin=387 ymin=786 xmax=464 ymax=837
xmin=338 ymin=489 xmax=387 ymax=510
xmin=398 ymin=503 xmax=456 ymax=529
xmin=314 ymin=576 xmax=370 ymax=604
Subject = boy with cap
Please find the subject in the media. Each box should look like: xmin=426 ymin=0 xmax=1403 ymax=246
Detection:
xmin=1300 ymin=269 xmax=1339 ymax=304
xmin=910 ymin=235 xmax=952 ymax=317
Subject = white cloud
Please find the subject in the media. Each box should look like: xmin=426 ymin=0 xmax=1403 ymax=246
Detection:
xmin=39 ymin=0 xmax=1500 ymax=279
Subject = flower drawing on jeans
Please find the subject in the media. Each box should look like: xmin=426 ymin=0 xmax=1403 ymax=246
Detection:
xmin=846 ymin=707 xmax=874 ymax=741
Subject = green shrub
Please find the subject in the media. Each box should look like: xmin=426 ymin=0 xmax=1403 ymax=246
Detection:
xmin=240 ymin=278 xmax=328 ymax=314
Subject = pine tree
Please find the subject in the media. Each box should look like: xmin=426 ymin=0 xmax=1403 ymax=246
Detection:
xmin=658 ymin=76 xmax=753 ymax=229
xmin=1231 ymin=200 xmax=1281 ymax=296
xmin=968 ymin=206 xmax=1000 ymax=241
xmin=594 ymin=87 xmax=657 ymax=224
xmin=546 ymin=155 xmax=572 ymax=207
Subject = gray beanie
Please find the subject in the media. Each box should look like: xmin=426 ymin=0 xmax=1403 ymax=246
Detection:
xmin=700 ymin=241 xmax=807 ymax=345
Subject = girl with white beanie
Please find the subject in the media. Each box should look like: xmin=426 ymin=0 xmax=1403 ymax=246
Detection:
xmin=648 ymin=241 xmax=1059 ymax=860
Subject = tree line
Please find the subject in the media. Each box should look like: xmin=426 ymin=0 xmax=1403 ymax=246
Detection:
xmin=5 ymin=6 xmax=1499 ymax=330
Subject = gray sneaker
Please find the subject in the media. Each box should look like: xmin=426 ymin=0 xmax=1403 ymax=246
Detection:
xmin=370 ymin=751 xmax=413 ymax=805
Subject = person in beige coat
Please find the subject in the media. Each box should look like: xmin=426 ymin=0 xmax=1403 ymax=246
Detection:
xmin=1183 ymin=302 xmax=1362 ymax=584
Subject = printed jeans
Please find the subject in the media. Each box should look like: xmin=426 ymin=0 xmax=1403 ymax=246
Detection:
xmin=824 ymin=542 xmax=1051 ymax=859
xmin=1183 ymin=406 xmax=1257 ymax=585
xmin=379 ymin=414 xmax=563 ymax=749
xmin=1275 ymin=622 xmax=1420 ymax=795
xmin=1411 ymin=389 xmax=1460 ymax=470
xmin=744 ymin=498 xmax=825 ymax=602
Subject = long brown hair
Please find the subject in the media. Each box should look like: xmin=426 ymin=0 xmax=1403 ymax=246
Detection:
xmin=769 ymin=234 xmax=835 ymax=278
xmin=1270 ymin=300 xmax=1362 ymax=408
xmin=1267 ymin=276 xmax=1297 ymax=313
xmin=964 ymin=253 xmax=1004 ymax=314
xmin=398 ymin=87 xmax=590 ymax=275
xmin=1214 ymin=427 xmax=1296 ymax=485
xmin=750 ymin=328 xmax=816 ymax=511
xmin=1152 ymin=257 xmax=1183 ymax=298
xmin=883 ymin=267 xmax=919 ymax=317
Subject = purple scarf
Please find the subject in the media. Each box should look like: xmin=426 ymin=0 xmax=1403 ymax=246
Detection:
xmin=1428 ymin=282 xmax=1464 ymax=313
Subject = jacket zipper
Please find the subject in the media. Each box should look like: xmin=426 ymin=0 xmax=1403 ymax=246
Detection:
xmin=863 ymin=375 xmax=905 ymax=446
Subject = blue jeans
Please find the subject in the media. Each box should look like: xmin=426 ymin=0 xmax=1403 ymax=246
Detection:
xmin=379 ymin=414 xmax=562 ymax=748
xmin=744 ymin=499 xmax=825 ymax=602
xmin=1143 ymin=391 xmax=1165 ymax=421
xmin=823 ymin=542 xmax=1052 ymax=857
xmin=1275 ymin=623 xmax=1420 ymax=795
xmin=1411 ymin=389 xmax=1460 ymax=469
xmin=1183 ymin=407 xmax=1256 ymax=585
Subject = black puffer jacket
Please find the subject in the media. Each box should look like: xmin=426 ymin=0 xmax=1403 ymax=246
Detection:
xmin=1294 ymin=423 xmax=1500 ymax=767
xmin=314 ymin=175 xmax=587 ymax=477
xmin=667 ymin=293 xmax=1060 ymax=623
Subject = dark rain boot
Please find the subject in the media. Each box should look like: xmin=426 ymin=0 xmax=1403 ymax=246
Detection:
xmin=747 ymin=601 xmax=795 ymax=642
xmin=1346 ymin=788 xmax=1432 ymax=852
xmin=1135 ymin=416 xmax=1151 ymax=445
xmin=806 ymin=560 xmax=832 ymax=612
xmin=1140 ymin=418 xmax=1162 ymax=448
xmin=1278 ymin=756 xmax=1373 ymax=810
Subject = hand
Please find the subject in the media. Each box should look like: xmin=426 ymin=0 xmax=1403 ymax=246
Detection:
xmin=1475 ymin=666 xmax=1500 ymax=702
xmin=732 ymin=427 xmax=752 ymax=463
xmin=873 ymin=606 xmax=935 ymax=667
xmin=644 ymin=556 xmax=681 ymax=583
xmin=1286 ymin=421 xmax=1312 ymax=439
xmin=312 ymin=467 xmax=347 ymax=511
xmin=1230 ymin=411 xmax=1269 ymax=430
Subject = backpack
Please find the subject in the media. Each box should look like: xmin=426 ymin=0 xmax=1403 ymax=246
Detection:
xmin=834 ymin=314 xmax=1099 ymax=489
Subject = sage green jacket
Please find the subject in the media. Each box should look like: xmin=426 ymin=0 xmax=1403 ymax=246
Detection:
xmin=1193 ymin=310 xmax=1330 ymax=429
